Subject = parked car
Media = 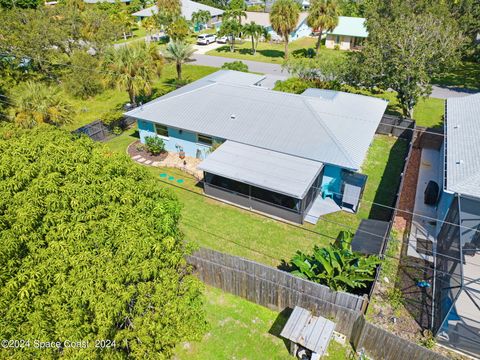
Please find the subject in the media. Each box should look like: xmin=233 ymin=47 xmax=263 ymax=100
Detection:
xmin=216 ymin=36 xmax=229 ymax=44
xmin=197 ymin=34 xmax=217 ymax=45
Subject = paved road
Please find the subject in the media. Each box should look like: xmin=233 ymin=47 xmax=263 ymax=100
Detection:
xmin=192 ymin=54 xmax=478 ymax=98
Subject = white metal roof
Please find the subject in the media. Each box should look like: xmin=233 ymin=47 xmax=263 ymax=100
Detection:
xmin=198 ymin=141 xmax=323 ymax=198
xmin=328 ymin=16 xmax=368 ymax=38
xmin=132 ymin=0 xmax=224 ymax=19
xmin=446 ymin=94 xmax=480 ymax=198
xmin=127 ymin=71 xmax=387 ymax=170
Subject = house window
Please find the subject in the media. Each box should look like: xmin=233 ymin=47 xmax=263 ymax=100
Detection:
xmin=155 ymin=124 xmax=168 ymax=137
xmin=335 ymin=35 xmax=340 ymax=44
xmin=197 ymin=133 xmax=213 ymax=145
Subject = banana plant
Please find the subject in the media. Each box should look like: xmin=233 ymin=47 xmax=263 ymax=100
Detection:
xmin=290 ymin=233 xmax=381 ymax=292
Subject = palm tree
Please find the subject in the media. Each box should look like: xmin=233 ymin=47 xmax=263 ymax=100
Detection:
xmin=142 ymin=16 xmax=158 ymax=40
xmin=243 ymin=22 xmax=264 ymax=55
xmin=218 ymin=19 xmax=243 ymax=52
xmin=270 ymin=0 xmax=300 ymax=60
xmin=103 ymin=42 xmax=163 ymax=106
xmin=224 ymin=8 xmax=247 ymax=26
xmin=12 ymin=81 xmax=75 ymax=128
xmin=191 ymin=10 xmax=211 ymax=32
xmin=162 ymin=40 xmax=196 ymax=81
xmin=307 ymin=0 xmax=339 ymax=54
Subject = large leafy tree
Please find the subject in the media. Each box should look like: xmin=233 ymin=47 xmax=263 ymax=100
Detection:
xmin=307 ymin=0 xmax=339 ymax=55
xmin=349 ymin=0 xmax=462 ymax=118
xmin=0 ymin=0 xmax=41 ymax=9
xmin=289 ymin=233 xmax=381 ymax=292
xmin=63 ymin=51 xmax=103 ymax=99
xmin=0 ymin=125 xmax=207 ymax=359
xmin=103 ymin=42 xmax=163 ymax=106
xmin=11 ymin=81 xmax=75 ymax=128
xmin=162 ymin=40 xmax=196 ymax=81
xmin=166 ymin=16 xmax=191 ymax=41
xmin=270 ymin=0 xmax=299 ymax=60
xmin=157 ymin=0 xmax=181 ymax=27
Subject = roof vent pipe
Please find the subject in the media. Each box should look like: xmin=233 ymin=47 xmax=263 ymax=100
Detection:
xmin=230 ymin=114 xmax=236 ymax=120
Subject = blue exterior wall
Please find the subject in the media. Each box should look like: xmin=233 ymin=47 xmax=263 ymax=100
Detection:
xmin=267 ymin=20 xmax=312 ymax=41
xmin=321 ymin=165 xmax=343 ymax=194
xmin=137 ymin=120 xmax=222 ymax=160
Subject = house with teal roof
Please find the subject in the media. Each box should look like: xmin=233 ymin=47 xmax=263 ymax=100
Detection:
xmin=325 ymin=16 xmax=368 ymax=51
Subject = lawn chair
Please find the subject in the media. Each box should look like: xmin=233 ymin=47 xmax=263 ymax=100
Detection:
xmin=321 ymin=182 xmax=335 ymax=199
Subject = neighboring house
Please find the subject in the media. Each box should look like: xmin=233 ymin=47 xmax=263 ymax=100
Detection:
xmin=432 ymin=93 xmax=480 ymax=358
xmin=325 ymin=16 xmax=367 ymax=50
xmin=241 ymin=12 xmax=311 ymax=41
xmin=125 ymin=70 xmax=387 ymax=224
xmin=132 ymin=0 xmax=224 ymax=30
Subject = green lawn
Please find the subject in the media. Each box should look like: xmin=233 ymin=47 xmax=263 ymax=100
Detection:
xmin=113 ymin=26 xmax=147 ymax=44
xmin=64 ymin=64 xmax=218 ymax=131
xmin=105 ymin=129 xmax=408 ymax=267
xmin=206 ymin=37 xmax=346 ymax=64
xmin=175 ymin=286 xmax=353 ymax=360
xmin=413 ymin=97 xmax=445 ymax=129
xmin=431 ymin=61 xmax=480 ymax=91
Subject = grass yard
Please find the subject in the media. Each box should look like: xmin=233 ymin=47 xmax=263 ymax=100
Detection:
xmin=431 ymin=61 xmax=480 ymax=91
xmin=174 ymin=286 xmax=353 ymax=360
xmin=113 ymin=26 xmax=147 ymax=44
xmin=63 ymin=64 xmax=217 ymax=131
xmin=105 ymin=129 xmax=408 ymax=267
xmin=206 ymin=37 xmax=346 ymax=64
xmin=413 ymin=97 xmax=445 ymax=129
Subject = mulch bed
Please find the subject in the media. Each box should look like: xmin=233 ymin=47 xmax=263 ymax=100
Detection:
xmin=128 ymin=140 xmax=168 ymax=162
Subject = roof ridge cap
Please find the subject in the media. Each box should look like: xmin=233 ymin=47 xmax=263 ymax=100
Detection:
xmin=303 ymin=98 xmax=358 ymax=168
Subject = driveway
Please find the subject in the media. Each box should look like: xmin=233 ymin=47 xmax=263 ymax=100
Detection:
xmin=193 ymin=42 xmax=224 ymax=54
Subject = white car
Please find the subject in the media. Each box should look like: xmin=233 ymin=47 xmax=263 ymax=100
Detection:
xmin=197 ymin=34 xmax=217 ymax=45
xmin=216 ymin=36 xmax=229 ymax=44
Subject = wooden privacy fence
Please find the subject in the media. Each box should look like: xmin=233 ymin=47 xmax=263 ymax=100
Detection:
xmin=351 ymin=316 xmax=449 ymax=360
xmin=188 ymin=247 xmax=365 ymax=338
xmin=377 ymin=114 xmax=415 ymax=139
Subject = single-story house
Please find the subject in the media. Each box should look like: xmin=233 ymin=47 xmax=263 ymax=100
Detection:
xmin=132 ymin=0 xmax=224 ymax=30
xmin=325 ymin=16 xmax=367 ymax=50
xmin=125 ymin=70 xmax=387 ymax=224
xmin=432 ymin=93 xmax=480 ymax=358
xmin=241 ymin=11 xmax=311 ymax=41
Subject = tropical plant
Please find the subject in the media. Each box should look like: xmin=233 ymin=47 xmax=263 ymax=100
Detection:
xmin=270 ymin=0 xmax=300 ymax=60
xmin=64 ymin=50 xmax=103 ymax=99
xmin=289 ymin=234 xmax=381 ymax=292
xmin=103 ymin=42 xmax=163 ymax=107
xmin=307 ymin=0 xmax=339 ymax=54
xmin=242 ymin=21 xmax=264 ymax=54
xmin=162 ymin=40 xmax=196 ymax=81
xmin=145 ymin=135 xmax=165 ymax=155
xmin=221 ymin=60 xmax=249 ymax=72
xmin=166 ymin=16 xmax=191 ymax=41
xmin=0 ymin=124 xmax=207 ymax=359
xmin=218 ymin=19 xmax=243 ymax=52
xmin=142 ymin=15 xmax=158 ymax=40
xmin=157 ymin=0 xmax=181 ymax=24
xmin=111 ymin=9 xmax=136 ymax=40
xmin=11 ymin=81 xmax=75 ymax=128
xmin=191 ymin=9 xmax=211 ymax=31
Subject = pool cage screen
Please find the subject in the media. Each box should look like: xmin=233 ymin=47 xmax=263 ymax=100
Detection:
xmin=433 ymin=195 xmax=480 ymax=358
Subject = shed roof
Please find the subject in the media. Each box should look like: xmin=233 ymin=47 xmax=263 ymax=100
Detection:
xmin=329 ymin=16 xmax=368 ymax=38
xmin=280 ymin=306 xmax=336 ymax=355
xmin=445 ymin=94 xmax=480 ymax=199
xmin=126 ymin=72 xmax=387 ymax=170
xmin=132 ymin=0 xmax=224 ymax=19
xmin=198 ymin=141 xmax=323 ymax=199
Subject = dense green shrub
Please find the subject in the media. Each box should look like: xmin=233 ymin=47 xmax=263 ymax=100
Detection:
xmin=273 ymin=77 xmax=315 ymax=94
xmin=221 ymin=61 xmax=249 ymax=72
xmin=289 ymin=232 xmax=381 ymax=292
xmin=145 ymin=135 xmax=165 ymax=155
xmin=0 ymin=125 xmax=206 ymax=359
xmin=64 ymin=51 xmax=103 ymax=99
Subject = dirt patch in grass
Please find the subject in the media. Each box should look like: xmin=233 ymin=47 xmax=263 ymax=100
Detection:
xmin=127 ymin=140 xmax=168 ymax=162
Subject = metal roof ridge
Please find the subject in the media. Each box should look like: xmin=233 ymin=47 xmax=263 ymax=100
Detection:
xmin=303 ymin=97 xmax=358 ymax=169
